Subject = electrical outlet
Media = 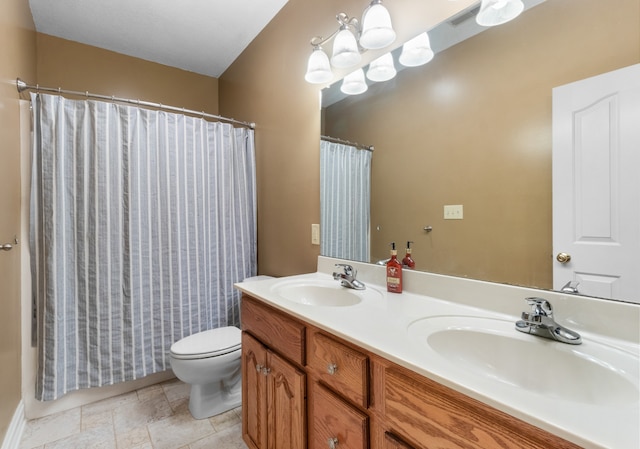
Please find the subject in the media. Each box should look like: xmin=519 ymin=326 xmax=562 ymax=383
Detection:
xmin=311 ymin=224 xmax=320 ymax=245
xmin=444 ymin=204 xmax=463 ymax=220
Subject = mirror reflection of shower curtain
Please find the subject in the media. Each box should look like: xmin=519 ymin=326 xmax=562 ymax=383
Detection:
xmin=320 ymin=140 xmax=372 ymax=262
xmin=30 ymin=92 xmax=257 ymax=401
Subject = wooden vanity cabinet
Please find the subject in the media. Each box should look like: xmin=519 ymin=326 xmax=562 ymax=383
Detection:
xmin=383 ymin=432 xmax=415 ymax=449
xmin=241 ymin=294 xmax=583 ymax=449
xmin=308 ymin=329 xmax=369 ymax=408
xmin=307 ymin=329 xmax=371 ymax=449
xmin=241 ymin=296 xmax=306 ymax=449
xmin=311 ymin=383 xmax=369 ymax=449
xmin=373 ymin=360 xmax=583 ymax=449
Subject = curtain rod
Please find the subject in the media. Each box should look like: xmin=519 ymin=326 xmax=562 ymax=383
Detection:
xmin=321 ymin=135 xmax=374 ymax=151
xmin=16 ymin=78 xmax=255 ymax=130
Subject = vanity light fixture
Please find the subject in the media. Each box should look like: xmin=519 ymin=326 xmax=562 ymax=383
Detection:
xmin=331 ymin=24 xmax=362 ymax=68
xmin=366 ymin=53 xmax=396 ymax=82
xmin=398 ymin=32 xmax=434 ymax=67
xmin=359 ymin=0 xmax=396 ymax=50
xmin=304 ymin=0 xmax=396 ymax=85
xmin=341 ymin=68 xmax=368 ymax=95
xmin=476 ymin=0 xmax=524 ymax=26
xmin=305 ymin=46 xmax=333 ymax=84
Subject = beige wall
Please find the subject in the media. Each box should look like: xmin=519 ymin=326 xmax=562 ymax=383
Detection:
xmin=219 ymin=0 xmax=478 ymax=277
xmin=36 ymin=34 xmax=219 ymax=113
xmin=323 ymin=0 xmax=640 ymax=289
xmin=0 ymin=0 xmax=36 ymax=441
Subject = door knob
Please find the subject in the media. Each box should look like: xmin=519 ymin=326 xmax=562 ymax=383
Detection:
xmin=556 ymin=252 xmax=571 ymax=264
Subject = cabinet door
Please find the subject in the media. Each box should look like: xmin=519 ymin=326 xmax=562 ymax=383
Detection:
xmin=243 ymin=332 xmax=268 ymax=449
xmin=268 ymin=351 xmax=306 ymax=449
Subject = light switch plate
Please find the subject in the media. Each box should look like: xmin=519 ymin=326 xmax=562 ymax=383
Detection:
xmin=311 ymin=224 xmax=320 ymax=245
xmin=444 ymin=204 xmax=463 ymax=220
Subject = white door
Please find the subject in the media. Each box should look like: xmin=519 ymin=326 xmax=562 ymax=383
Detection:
xmin=552 ymin=64 xmax=640 ymax=303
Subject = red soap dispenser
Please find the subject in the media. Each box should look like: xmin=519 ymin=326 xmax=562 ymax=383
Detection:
xmin=402 ymin=241 xmax=415 ymax=270
xmin=386 ymin=242 xmax=403 ymax=293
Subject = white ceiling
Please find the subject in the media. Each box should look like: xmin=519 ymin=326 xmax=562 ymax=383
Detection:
xmin=28 ymin=0 xmax=289 ymax=78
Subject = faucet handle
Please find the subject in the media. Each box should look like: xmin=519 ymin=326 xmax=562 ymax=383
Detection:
xmin=334 ymin=263 xmax=355 ymax=277
xmin=524 ymin=297 xmax=553 ymax=317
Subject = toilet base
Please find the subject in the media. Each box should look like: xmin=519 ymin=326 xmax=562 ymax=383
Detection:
xmin=188 ymin=377 xmax=242 ymax=420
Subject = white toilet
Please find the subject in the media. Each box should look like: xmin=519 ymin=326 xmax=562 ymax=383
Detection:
xmin=169 ymin=275 xmax=273 ymax=419
xmin=169 ymin=326 xmax=242 ymax=419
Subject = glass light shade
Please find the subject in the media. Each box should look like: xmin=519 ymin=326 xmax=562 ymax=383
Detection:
xmin=304 ymin=47 xmax=333 ymax=84
xmin=331 ymin=28 xmax=361 ymax=68
xmin=359 ymin=2 xmax=396 ymax=50
xmin=399 ymin=32 xmax=434 ymax=67
xmin=366 ymin=53 xmax=396 ymax=82
xmin=340 ymin=69 xmax=368 ymax=95
xmin=476 ymin=0 xmax=524 ymax=26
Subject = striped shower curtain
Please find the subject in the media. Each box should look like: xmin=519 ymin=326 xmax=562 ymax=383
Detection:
xmin=30 ymin=92 xmax=257 ymax=401
xmin=320 ymin=140 xmax=372 ymax=262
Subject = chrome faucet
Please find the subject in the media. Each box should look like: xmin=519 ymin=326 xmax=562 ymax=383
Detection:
xmin=561 ymin=280 xmax=580 ymax=294
xmin=515 ymin=297 xmax=582 ymax=345
xmin=332 ymin=264 xmax=366 ymax=290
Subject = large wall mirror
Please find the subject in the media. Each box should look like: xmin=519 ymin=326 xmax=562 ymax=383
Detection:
xmin=321 ymin=0 xmax=639 ymax=303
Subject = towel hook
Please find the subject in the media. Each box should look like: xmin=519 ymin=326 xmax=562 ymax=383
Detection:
xmin=1 ymin=236 xmax=19 ymax=252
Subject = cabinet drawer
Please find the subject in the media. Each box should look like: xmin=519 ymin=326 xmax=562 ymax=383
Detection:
xmin=312 ymin=383 xmax=368 ymax=449
xmin=383 ymin=367 xmax=582 ymax=449
xmin=309 ymin=331 xmax=369 ymax=408
xmin=241 ymin=295 xmax=305 ymax=366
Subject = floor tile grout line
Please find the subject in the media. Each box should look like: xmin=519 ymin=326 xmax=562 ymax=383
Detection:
xmin=20 ymin=381 xmax=248 ymax=449
xmin=111 ymin=408 xmax=120 ymax=449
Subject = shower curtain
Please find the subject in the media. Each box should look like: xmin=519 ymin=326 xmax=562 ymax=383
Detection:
xmin=320 ymin=140 xmax=372 ymax=263
xmin=30 ymin=92 xmax=257 ymax=401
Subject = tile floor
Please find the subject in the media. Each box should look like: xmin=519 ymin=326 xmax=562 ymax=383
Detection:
xmin=19 ymin=379 xmax=249 ymax=449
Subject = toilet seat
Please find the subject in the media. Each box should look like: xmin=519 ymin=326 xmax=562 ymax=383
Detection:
xmin=170 ymin=326 xmax=241 ymax=360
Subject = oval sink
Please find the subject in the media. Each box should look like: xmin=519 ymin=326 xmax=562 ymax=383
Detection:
xmin=408 ymin=316 xmax=639 ymax=407
xmin=271 ymin=279 xmax=381 ymax=307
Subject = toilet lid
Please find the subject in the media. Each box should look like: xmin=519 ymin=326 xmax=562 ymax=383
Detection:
xmin=170 ymin=326 xmax=241 ymax=360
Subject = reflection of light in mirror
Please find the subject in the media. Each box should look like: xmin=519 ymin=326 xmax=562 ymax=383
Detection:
xmin=341 ymin=69 xmax=368 ymax=95
xmin=399 ymin=32 xmax=435 ymax=67
xmin=476 ymin=0 xmax=525 ymax=26
xmin=429 ymin=78 xmax=461 ymax=104
xmin=366 ymin=53 xmax=397 ymax=82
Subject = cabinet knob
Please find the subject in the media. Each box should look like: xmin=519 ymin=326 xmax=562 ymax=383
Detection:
xmin=327 ymin=363 xmax=338 ymax=375
xmin=256 ymin=364 xmax=263 ymax=373
xmin=261 ymin=367 xmax=271 ymax=376
xmin=327 ymin=437 xmax=339 ymax=449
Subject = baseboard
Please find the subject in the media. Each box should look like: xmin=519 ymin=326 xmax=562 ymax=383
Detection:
xmin=1 ymin=401 xmax=25 ymax=449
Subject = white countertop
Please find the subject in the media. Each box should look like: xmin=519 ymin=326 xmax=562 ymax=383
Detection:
xmin=235 ymin=257 xmax=640 ymax=449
